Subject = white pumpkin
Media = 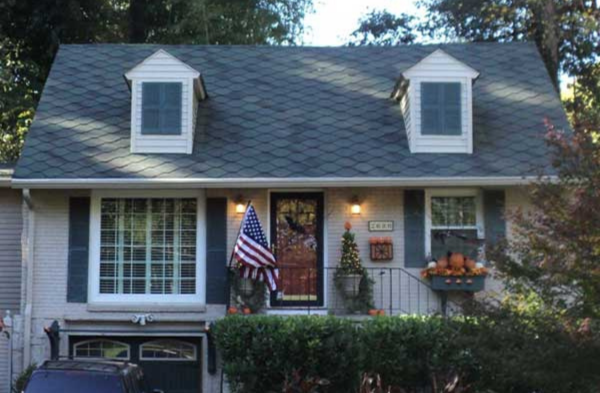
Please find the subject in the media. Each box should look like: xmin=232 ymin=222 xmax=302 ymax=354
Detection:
xmin=428 ymin=261 xmax=437 ymax=269
xmin=475 ymin=262 xmax=485 ymax=269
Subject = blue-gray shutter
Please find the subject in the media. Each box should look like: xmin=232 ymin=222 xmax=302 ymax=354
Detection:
xmin=404 ymin=190 xmax=426 ymax=268
xmin=443 ymin=83 xmax=462 ymax=135
xmin=484 ymin=190 xmax=506 ymax=246
xmin=161 ymin=83 xmax=182 ymax=134
xmin=141 ymin=83 xmax=161 ymax=134
xmin=421 ymin=83 xmax=441 ymax=135
xmin=206 ymin=198 xmax=228 ymax=304
xmin=141 ymin=82 xmax=182 ymax=135
xmin=67 ymin=197 xmax=90 ymax=303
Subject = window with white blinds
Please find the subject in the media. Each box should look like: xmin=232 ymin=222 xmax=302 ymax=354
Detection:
xmin=99 ymin=198 xmax=197 ymax=296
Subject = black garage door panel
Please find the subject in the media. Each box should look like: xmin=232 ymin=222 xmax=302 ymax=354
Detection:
xmin=69 ymin=336 xmax=202 ymax=393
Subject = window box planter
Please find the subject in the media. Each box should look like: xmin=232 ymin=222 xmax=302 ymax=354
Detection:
xmin=430 ymin=275 xmax=485 ymax=292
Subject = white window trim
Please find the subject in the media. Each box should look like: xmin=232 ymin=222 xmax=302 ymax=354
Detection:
xmin=139 ymin=339 xmax=198 ymax=362
xmin=408 ymin=76 xmax=474 ymax=154
xmin=88 ymin=189 xmax=206 ymax=306
xmin=424 ymin=189 xmax=484 ymax=258
xmin=130 ymin=77 xmax=194 ymax=154
xmin=73 ymin=339 xmax=131 ymax=361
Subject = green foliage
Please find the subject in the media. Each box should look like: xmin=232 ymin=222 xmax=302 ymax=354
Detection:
xmin=213 ymin=316 xmax=362 ymax=393
xmin=339 ymin=228 xmax=364 ymax=274
xmin=349 ymin=10 xmax=417 ymax=46
xmin=360 ymin=316 xmax=477 ymax=391
xmin=0 ymin=0 xmax=313 ymax=161
xmin=487 ymin=119 xmax=600 ymax=320
xmin=214 ymin=315 xmax=600 ymax=393
xmin=12 ymin=364 xmax=36 ymax=393
xmin=229 ymin=270 xmax=267 ymax=313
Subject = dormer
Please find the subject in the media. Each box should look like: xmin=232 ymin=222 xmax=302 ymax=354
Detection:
xmin=125 ymin=49 xmax=206 ymax=154
xmin=394 ymin=49 xmax=479 ymax=154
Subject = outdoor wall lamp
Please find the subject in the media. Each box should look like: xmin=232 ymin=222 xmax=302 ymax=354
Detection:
xmin=350 ymin=195 xmax=362 ymax=215
xmin=235 ymin=195 xmax=247 ymax=214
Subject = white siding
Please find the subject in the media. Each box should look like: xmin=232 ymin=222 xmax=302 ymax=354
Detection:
xmin=402 ymin=49 xmax=478 ymax=154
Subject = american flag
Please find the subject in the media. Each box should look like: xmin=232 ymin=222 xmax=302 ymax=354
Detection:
xmin=232 ymin=204 xmax=279 ymax=291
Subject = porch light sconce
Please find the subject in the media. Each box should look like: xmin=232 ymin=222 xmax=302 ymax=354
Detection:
xmin=235 ymin=195 xmax=247 ymax=214
xmin=350 ymin=196 xmax=362 ymax=215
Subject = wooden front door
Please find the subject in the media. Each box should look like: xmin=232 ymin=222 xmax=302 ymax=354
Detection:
xmin=270 ymin=193 xmax=324 ymax=307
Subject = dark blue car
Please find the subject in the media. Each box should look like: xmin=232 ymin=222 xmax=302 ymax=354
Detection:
xmin=23 ymin=360 xmax=164 ymax=393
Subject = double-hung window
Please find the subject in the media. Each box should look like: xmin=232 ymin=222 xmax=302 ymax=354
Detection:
xmin=90 ymin=192 xmax=205 ymax=305
xmin=421 ymin=82 xmax=462 ymax=136
xmin=426 ymin=190 xmax=484 ymax=260
xmin=141 ymin=82 xmax=183 ymax=135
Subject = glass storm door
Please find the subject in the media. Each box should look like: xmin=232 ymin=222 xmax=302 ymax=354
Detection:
xmin=270 ymin=193 xmax=324 ymax=307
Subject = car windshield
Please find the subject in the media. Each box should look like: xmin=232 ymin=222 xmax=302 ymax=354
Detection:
xmin=25 ymin=370 xmax=123 ymax=393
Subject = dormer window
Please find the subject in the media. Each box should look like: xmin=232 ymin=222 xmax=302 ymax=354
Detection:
xmin=125 ymin=49 xmax=206 ymax=154
xmin=395 ymin=49 xmax=479 ymax=154
xmin=421 ymin=82 xmax=461 ymax=136
xmin=141 ymin=82 xmax=183 ymax=135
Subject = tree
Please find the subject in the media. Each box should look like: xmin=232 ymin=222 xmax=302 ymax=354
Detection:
xmin=487 ymin=120 xmax=600 ymax=320
xmin=0 ymin=0 xmax=313 ymax=161
xmin=349 ymin=10 xmax=417 ymax=46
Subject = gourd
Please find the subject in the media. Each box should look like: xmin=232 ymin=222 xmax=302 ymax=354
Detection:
xmin=450 ymin=252 xmax=465 ymax=270
xmin=465 ymin=258 xmax=477 ymax=270
xmin=437 ymin=257 xmax=449 ymax=269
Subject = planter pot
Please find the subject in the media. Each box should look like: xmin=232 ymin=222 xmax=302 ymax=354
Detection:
xmin=431 ymin=275 xmax=485 ymax=292
xmin=339 ymin=274 xmax=362 ymax=297
xmin=238 ymin=278 xmax=254 ymax=296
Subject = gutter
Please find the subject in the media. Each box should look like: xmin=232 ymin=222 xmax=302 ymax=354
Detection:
xmin=0 ymin=169 xmax=13 ymax=188
xmin=10 ymin=176 xmax=553 ymax=189
xmin=22 ymin=189 xmax=35 ymax=369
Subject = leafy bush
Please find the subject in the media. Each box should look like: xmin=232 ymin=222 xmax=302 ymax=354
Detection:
xmin=213 ymin=316 xmax=362 ymax=393
xmin=12 ymin=364 xmax=36 ymax=393
xmin=214 ymin=315 xmax=600 ymax=393
xmin=360 ymin=316 xmax=477 ymax=391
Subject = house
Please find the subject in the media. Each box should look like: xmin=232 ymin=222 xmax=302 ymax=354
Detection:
xmin=7 ymin=43 xmax=568 ymax=392
xmin=0 ymin=163 xmax=22 ymax=393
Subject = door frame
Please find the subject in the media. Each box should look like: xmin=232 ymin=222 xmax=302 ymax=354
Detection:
xmin=269 ymin=191 xmax=325 ymax=308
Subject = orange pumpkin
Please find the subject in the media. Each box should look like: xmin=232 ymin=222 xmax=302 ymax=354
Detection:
xmin=227 ymin=306 xmax=238 ymax=315
xmin=243 ymin=307 xmax=252 ymax=315
xmin=465 ymin=258 xmax=477 ymax=270
xmin=437 ymin=257 xmax=449 ymax=269
xmin=368 ymin=309 xmax=379 ymax=316
xmin=450 ymin=253 xmax=465 ymax=270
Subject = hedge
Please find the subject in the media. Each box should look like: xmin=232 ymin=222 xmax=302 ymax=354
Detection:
xmin=213 ymin=315 xmax=600 ymax=393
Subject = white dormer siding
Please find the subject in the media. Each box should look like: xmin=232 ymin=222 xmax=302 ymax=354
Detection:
xmin=399 ymin=49 xmax=479 ymax=154
xmin=125 ymin=50 xmax=205 ymax=154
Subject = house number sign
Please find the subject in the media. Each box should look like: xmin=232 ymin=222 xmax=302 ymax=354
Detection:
xmin=368 ymin=221 xmax=394 ymax=232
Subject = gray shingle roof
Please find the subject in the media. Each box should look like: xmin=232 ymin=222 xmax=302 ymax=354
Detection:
xmin=14 ymin=43 xmax=569 ymax=181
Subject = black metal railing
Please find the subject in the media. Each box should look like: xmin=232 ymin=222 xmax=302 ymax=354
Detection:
xmin=271 ymin=266 xmax=460 ymax=316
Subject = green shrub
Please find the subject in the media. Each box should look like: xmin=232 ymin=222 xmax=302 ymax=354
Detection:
xmin=213 ymin=316 xmax=362 ymax=393
xmin=12 ymin=364 xmax=36 ymax=393
xmin=360 ymin=316 xmax=478 ymax=390
xmin=214 ymin=314 xmax=600 ymax=393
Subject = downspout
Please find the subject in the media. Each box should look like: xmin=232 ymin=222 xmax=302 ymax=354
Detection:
xmin=22 ymin=189 xmax=35 ymax=368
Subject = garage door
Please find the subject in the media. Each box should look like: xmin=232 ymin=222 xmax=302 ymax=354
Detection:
xmin=69 ymin=336 xmax=202 ymax=393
